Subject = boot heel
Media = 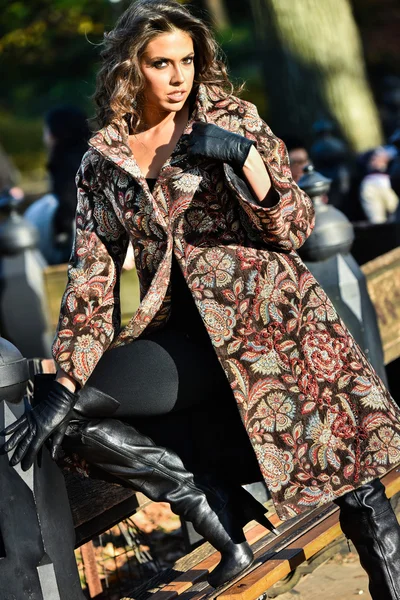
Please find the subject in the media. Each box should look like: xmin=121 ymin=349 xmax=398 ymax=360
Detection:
xmin=238 ymin=487 xmax=279 ymax=536
xmin=254 ymin=511 xmax=279 ymax=536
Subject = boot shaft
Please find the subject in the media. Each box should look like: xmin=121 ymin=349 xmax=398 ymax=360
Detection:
xmin=336 ymin=478 xmax=400 ymax=600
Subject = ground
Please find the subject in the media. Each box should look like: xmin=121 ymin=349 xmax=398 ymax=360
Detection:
xmin=276 ymin=551 xmax=370 ymax=600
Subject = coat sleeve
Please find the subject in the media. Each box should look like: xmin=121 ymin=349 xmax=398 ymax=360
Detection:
xmin=223 ymin=101 xmax=315 ymax=251
xmin=51 ymin=151 xmax=129 ymax=387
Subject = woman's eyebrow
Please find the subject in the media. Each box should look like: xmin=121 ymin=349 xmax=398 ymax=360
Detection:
xmin=147 ymin=52 xmax=195 ymax=61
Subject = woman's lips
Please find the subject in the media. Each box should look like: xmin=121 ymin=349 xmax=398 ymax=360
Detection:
xmin=167 ymin=91 xmax=186 ymax=102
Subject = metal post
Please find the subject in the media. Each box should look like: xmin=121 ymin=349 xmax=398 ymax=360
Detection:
xmin=0 ymin=336 xmax=85 ymax=599
xmin=0 ymin=193 xmax=52 ymax=358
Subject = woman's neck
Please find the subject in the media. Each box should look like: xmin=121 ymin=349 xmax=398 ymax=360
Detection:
xmin=137 ymin=94 xmax=194 ymax=134
xmin=128 ymin=102 xmax=190 ymax=178
xmin=132 ymin=104 xmax=189 ymax=143
xmin=138 ymin=108 xmax=175 ymax=133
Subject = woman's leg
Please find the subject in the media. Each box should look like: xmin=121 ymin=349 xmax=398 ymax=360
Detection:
xmin=334 ymin=478 xmax=400 ymax=600
xmin=64 ymin=416 xmax=254 ymax=588
xmin=80 ymin=327 xmax=263 ymax=484
xmin=61 ymin=327 xmax=266 ymax=587
xmin=83 ymin=327 xmax=231 ymax=417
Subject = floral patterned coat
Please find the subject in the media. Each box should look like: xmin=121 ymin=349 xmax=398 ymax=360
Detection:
xmin=52 ymin=84 xmax=400 ymax=520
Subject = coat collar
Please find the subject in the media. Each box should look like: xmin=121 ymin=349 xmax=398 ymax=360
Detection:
xmin=88 ymin=82 xmax=214 ymax=183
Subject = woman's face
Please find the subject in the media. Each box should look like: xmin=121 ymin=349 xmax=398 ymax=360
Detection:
xmin=139 ymin=29 xmax=195 ymax=114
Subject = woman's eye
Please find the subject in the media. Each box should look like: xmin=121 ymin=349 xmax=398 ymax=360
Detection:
xmin=153 ymin=60 xmax=167 ymax=69
xmin=151 ymin=57 xmax=193 ymax=69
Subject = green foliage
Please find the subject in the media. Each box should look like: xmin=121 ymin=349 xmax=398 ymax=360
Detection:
xmin=0 ymin=0 xmax=127 ymax=117
xmin=0 ymin=0 xmax=129 ymax=184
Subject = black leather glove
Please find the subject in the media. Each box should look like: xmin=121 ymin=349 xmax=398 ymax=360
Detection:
xmin=187 ymin=122 xmax=255 ymax=170
xmin=1 ymin=380 xmax=78 ymax=470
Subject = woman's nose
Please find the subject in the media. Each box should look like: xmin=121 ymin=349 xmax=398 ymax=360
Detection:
xmin=171 ymin=65 xmax=185 ymax=85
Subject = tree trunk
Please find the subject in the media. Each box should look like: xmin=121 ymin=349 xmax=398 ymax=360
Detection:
xmin=198 ymin=0 xmax=230 ymax=31
xmin=249 ymin=0 xmax=383 ymax=151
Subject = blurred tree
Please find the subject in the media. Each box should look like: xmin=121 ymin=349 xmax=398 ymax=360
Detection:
xmin=250 ymin=0 xmax=383 ymax=151
xmin=196 ymin=0 xmax=230 ymax=30
xmin=351 ymin=0 xmax=400 ymax=138
xmin=0 ymin=0 xmax=126 ymax=184
xmin=0 ymin=0 xmax=125 ymax=117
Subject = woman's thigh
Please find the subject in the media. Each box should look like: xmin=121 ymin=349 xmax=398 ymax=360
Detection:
xmin=81 ymin=327 xmax=262 ymax=484
xmin=84 ymin=327 xmax=231 ymax=418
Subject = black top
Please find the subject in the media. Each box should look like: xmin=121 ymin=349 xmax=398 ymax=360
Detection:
xmin=146 ymin=178 xmax=210 ymax=346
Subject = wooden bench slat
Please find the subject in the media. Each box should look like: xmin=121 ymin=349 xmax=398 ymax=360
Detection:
xmin=219 ymin=513 xmax=342 ymax=600
xmin=137 ymin=469 xmax=400 ymax=600
xmin=192 ymin=506 xmax=338 ymax=600
xmin=62 ymin=469 xmax=151 ymax=546
xmin=148 ymin=520 xmax=276 ymax=600
xmin=148 ymin=502 xmax=333 ymax=600
xmin=218 ymin=468 xmax=400 ymax=600
xmin=361 ymin=247 xmax=400 ymax=364
xmin=382 ymin=469 xmax=400 ymax=498
xmin=75 ymin=494 xmax=151 ymax=547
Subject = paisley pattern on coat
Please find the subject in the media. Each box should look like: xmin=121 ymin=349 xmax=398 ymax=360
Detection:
xmin=52 ymin=83 xmax=400 ymax=520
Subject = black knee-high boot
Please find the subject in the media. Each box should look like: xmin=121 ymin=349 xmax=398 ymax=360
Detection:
xmin=334 ymin=478 xmax=400 ymax=600
xmin=38 ymin=375 xmax=275 ymax=589
xmin=63 ymin=415 xmax=254 ymax=588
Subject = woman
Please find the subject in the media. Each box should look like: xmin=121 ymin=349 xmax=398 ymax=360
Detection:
xmin=3 ymin=1 xmax=400 ymax=595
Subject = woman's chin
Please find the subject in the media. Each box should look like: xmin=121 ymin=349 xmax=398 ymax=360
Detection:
xmin=163 ymin=99 xmax=186 ymax=111
xmin=153 ymin=104 xmax=185 ymax=116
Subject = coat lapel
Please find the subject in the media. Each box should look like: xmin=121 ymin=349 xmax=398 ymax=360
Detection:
xmin=88 ymin=117 xmax=170 ymax=230
xmin=88 ymin=84 xmax=211 ymax=231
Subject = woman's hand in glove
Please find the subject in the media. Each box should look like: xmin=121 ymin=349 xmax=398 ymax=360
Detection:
xmin=0 ymin=380 xmax=78 ymax=471
xmin=187 ymin=122 xmax=255 ymax=170
xmin=187 ymin=122 xmax=274 ymax=204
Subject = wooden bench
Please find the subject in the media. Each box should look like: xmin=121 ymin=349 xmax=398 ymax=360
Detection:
xmin=361 ymin=246 xmax=400 ymax=365
xmin=65 ymin=472 xmax=148 ymax=547
xmin=123 ymin=467 xmax=400 ymax=600
xmin=41 ymin=246 xmax=400 ymax=598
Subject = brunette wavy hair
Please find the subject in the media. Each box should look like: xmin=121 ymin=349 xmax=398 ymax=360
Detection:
xmin=93 ymin=0 xmax=236 ymax=132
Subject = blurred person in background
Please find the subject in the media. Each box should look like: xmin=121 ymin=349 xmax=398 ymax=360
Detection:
xmin=310 ymin=119 xmax=351 ymax=212
xmin=359 ymin=146 xmax=399 ymax=224
xmin=24 ymin=106 xmax=89 ymax=264
xmin=0 ymin=141 xmax=24 ymax=203
xmin=284 ymin=136 xmax=309 ymax=183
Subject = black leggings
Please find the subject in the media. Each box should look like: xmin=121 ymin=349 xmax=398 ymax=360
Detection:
xmin=83 ymin=326 xmax=262 ymax=483
xmin=85 ymin=327 xmax=232 ymax=418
